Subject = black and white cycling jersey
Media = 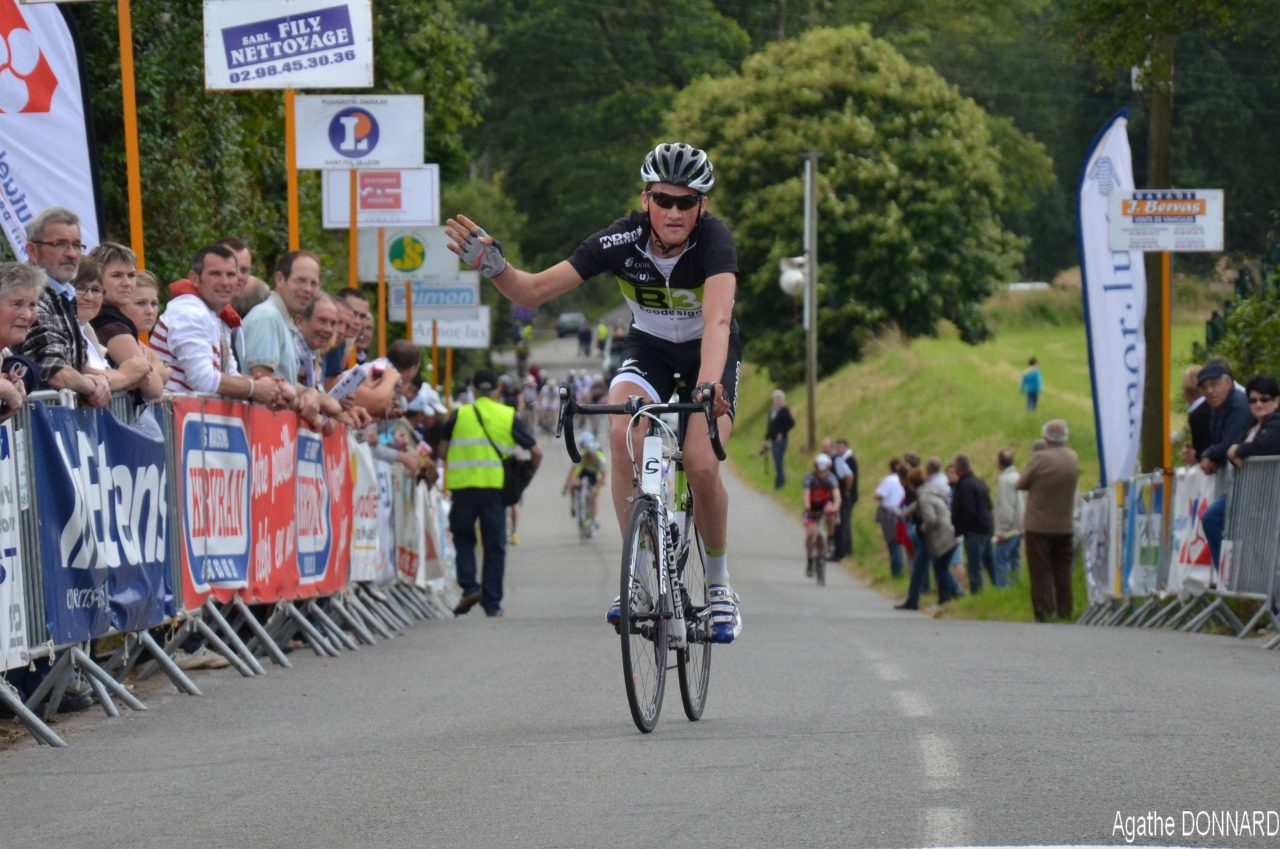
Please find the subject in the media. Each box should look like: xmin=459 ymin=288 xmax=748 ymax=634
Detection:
xmin=567 ymin=210 xmax=739 ymax=344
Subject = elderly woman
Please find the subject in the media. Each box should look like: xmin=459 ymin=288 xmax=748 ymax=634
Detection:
xmin=0 ymin=262 xmax=42 ymax=420
xmin=896 ymin=466 xmax=959 ymax=610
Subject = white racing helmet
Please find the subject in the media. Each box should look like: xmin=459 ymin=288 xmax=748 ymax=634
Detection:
xmin=815 ymin=454 xmax=832 ymax=470
xmin=640 ymin=142 xmax=715 ymax=194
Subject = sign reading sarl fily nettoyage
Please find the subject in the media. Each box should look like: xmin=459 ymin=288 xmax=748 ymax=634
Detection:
xmin=203 ymin=0 xmax=373 ymax=90
xmin=1108 ymin=189 xmax=1224 ymax=253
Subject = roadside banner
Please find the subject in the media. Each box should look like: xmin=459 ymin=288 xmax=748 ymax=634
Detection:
xmin=393 ymin=466 xmax=420 ymax=584
xmin=203 ymin=0 xmax=373 ymax=90
xmin=389 ymin=275 xmax=481 ymax=321
xmin=413 ymin=305 xmax=491 ymax=349
xmin=246 ymin=403 xmax=299 ymax=603
xmin=1082 ymin=491 xmax=1112 ymax=607
xmin=294 ymin=94 xmax=424 ymax=170
xmin=1078 ymin=109 xmax=1147 ymax=486
xmin=0 ymin=422 xmax=26 ymax=669
xmin=317 ymin=426 xmax=352 ymax=595
xmin=174 ymin=397 xmax=252 ymax=607
xmin=1167 ymin=466 xmax=1216 ymax=591
xmin=375 ymin=459 xmax=396 ymax=585
xmin=0 ymin=0 xmax=100 ymax=258
xmin=1123 ymin=476 xmax=1162 ymax=596
xmin=295 ymin=428 xmax=332 ymax=595
xmin=30 ymin=404 xmax=171 ymax=645
xmin=322 ymin=166 xmax=440 ymax=228
xmin=348 ymin=436 xmax=379 ymax=581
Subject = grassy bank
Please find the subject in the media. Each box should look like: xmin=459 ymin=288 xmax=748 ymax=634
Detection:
xmin=728 ymin=296 xmax=1207 ymax=621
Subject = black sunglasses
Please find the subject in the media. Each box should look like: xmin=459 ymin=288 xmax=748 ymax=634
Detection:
xmin=1248 ymin=395 xmax=1274 ymax=404
xmin=647 ymin=190 xmax=702 ymax=211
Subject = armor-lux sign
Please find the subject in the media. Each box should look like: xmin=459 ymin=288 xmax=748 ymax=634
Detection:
xmin=175 ymin=398 xmax=251 ymax=606
xmin=247 ymin=404 xmax=299 ymax=603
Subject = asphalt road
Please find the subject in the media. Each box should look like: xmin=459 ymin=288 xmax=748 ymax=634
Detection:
xmin=3 ymin=345 xmax=1279 ymax=847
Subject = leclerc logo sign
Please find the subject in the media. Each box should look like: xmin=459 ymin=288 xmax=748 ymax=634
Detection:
xmin=328 ymin=106 xmax=378 ymax=157
xmin=294 ymin=94 xmax=423 ymax=170
xmin=0 ymin=0 xmax=58 ymax=113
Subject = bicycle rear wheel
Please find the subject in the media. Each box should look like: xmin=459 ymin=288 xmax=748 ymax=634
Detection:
xmin=677 ymin=521 xmax=712 ymax=721
xmin=576 ymin=486 xmax=591 ymax=544
xmin=814 ymin=533 xmax=826 ymax=586
xmin=620 ymin=499 xmax=667 ymax=733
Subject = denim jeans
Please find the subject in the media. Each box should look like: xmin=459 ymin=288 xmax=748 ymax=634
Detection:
xmin=771 ymin=437 xmax=787 ymax=489
xmin=993 ymin=535 xmax=1021 ymax=583
xmin=963 ymin=532 xmax=999 ymax=592
xmin=1203 ymin=495 xmax=1227 ymax=569
xmin=449 ymin=489 xmax=508 ymax=614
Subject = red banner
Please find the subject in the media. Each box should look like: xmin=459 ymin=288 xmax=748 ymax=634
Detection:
xmin=246 ymin=403 xmax=299 ymax=603
xmin=316 ymin=427 xmax=352 ymax=596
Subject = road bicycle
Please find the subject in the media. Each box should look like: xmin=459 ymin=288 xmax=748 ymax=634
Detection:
xmin=806 ymin=512 xmax=831 ymax=586
xmin=557 ymin=382 xmax=725 ymax=733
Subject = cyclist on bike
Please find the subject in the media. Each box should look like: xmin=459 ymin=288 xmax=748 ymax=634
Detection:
xmin=564 ymin=432 xmax=608 ymax=536
xmin=445 ymin=141 xmax=742 ymax=642
xmin=803 ymin=453 xmax=842 ymax=577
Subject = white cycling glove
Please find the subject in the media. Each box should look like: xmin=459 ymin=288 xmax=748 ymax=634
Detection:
xmin=458 ymin=226 xmax=508 ymax=279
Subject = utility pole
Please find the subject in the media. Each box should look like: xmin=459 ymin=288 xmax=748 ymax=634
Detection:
xmin=803 ymin=151 xmax=820 ymax=453
xmin=1141 ymin=35 xmax=1174 ymax=474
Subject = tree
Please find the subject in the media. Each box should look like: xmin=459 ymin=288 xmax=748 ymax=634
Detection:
xmin=668 ymin=25 xmax=1052 ymax=384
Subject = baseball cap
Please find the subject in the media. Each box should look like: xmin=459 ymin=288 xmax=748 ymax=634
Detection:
xmin=422 ymin=388 xmax=447 ymax=414
xmin=1197 ymin=362 xmax=1231 ymax=385
xmin=473 ymin=368 xmax=499 ymax=391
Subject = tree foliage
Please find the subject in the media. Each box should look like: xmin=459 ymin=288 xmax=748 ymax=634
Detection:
xmin=669 ymin=26 xmax=1050 ymax=384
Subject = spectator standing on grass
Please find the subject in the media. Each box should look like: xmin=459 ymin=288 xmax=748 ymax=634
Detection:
xmin=21 ymin=207 xmax=110 ymax=406
xmin=951 ymin=453 xmax=997 ymax=592
xmin=1020 ymin=357 xmax=1042 ymax=412
xmin=1016 ymin=419 xmax=1080 ymax=622
xmin=896 ymin=467 xmax=959 ymax=610
xmin=992 ymin=448 xmax=1025 ymax=583
xmin=764 ymin=388 xmax=794 ymax=489
xmin=834 ymin=438 xmax=857 ymax=559
xmin=874 ymin=457 xmax=906 ymax=578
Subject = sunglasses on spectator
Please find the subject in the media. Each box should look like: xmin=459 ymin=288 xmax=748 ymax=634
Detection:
xmin=647 ymin=191 xmax=702 ymax=211
xmin=30 ymin=239 xmax=86 ymax=252
xmin=1248 ymin=395 xmax=1274 ymax=404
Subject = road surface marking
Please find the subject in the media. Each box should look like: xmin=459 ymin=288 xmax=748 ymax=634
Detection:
xmin=924 ymin=807 xmax=970 ymax=846
xmin=919 ymin=732 xmax=959 ymax=788
xmin=892 ymin=689 xmax=932 ymax=717
xmin=872 ymin=661 xmax=906 ymax=682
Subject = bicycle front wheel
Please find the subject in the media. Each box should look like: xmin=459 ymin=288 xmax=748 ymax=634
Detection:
xmin=677 ymin=522 xmax=712 ymax=721
xmin=577 ymin=487 xmax=591 ymax=544
xmin=620 ymin=499 xmax=667 ymax=733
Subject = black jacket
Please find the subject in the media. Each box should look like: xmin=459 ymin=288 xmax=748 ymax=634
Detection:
xmin=1188 ymin=401 xmax=1213 ymax=459
xmin=950 ymin=472 xmax=993 ymax=536
xmin=1235 ymin=410 xmax=1280 ymax=461
xmin=1204 ymin=388 xmax=1252 ymax=465
xmin=765 ymin=405 xmax=795 ymax=441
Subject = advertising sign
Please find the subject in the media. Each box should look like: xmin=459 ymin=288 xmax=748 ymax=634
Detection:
xmin=1123 ymin=477 xmax=1162 ymax=597
xmin=294 ymin=95 xmax=424 ymax=170
xmin=31 ymin=404 xmax=172 ymax=645
xmin=389 ymin=273 xmax=480 ymax=321
xmin=1167 ymin=467 xmax=1216 ymax=592
xmin=203 ymin=0 xmax=373 ymax=90
xmin=174 ymin=397 xmax=251 ymax=607
xmin=348 ymin=437 xmax=380 ymax=582
xmin=247 ymin=403 xmax=299 ymax=603
xmin=358 ymin=226 xmax=456 ymax=282
xmin=295 ymin=428 xmax=332 ymax=591
xmin=0 ymin=423 xmax=26 ymax=670
xmin=412 ymin=305 xmax=491 ymax=349
xmin=1082 ymin=494 xmax=1112 ymax=608
xmin=375 ymin=459 xmax=396 ymax=585
xmin=1108 ymin=189 xmax=1224 ymax=253
xmin=0 ymin=0 xmax=100 ymax=259
xmin=322 ymin=166 xmax=440 ymax=228
xmin=317 ymin=426 xmax=352 ymax=596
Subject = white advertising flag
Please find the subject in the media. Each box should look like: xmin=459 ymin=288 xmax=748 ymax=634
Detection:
xmin=1078 ymin=110 xmax=1147 ymax=486
xmin=0 ymin=1 xmax=99 ymax=259
xmin=294 ymin=95 xmax=424 ymax=170
xmin=203 ymin=0 xmax=373 ymax=90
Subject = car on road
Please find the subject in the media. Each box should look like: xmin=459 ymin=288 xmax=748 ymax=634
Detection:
xmin=556 ymin=311 xmax=587 ymax=337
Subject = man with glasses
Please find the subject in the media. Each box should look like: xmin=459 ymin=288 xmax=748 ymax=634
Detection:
xmin=21 ymin=207 xmax=111 ymax=406
xmin=445 ymin=142 xmax=744 ymax=643
xmin=1193 ymin=358 xmax=1252 ymax=569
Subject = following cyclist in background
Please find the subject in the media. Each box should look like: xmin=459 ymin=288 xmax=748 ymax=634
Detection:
xmin=803 ymin=453 xmax=842 ymax=577
xmin=563 ymin=432 xmax=608 ymax=538
xmin=445 ymin=141 xmax=743 ymax=643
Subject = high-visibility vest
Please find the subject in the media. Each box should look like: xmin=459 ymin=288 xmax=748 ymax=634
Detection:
xmin=447 ymin=396 xmax=515 ymax=490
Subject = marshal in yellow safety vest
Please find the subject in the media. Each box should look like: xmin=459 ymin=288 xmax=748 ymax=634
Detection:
xmin=446 ymin=395 xmax=516 ymax=490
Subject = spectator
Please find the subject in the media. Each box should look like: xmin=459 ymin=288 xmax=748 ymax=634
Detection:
xmin=1195 ymin=358 xmax=1252 ymax=569
xmin=439 ymin=368 xmax=543 ymax=617
xmin=85 ymin=243 xmax=163 ymax=400
xmin=231 ymin=276 xmax=270 ymax=322
xmin=346 ymin=340 xmax=421 ymax=419
xmin=595 ymin=319 xmax=608 ymax=355
xmin=0 ymin=262 xmax=40 ymax=418
xmin=834 ymin=437 xmax=858 ymax=559
xmin=764 ymin=389 xmax=795 ymax=489
xmin=242 ymin=249 xmax=318 ymax=384
xmin=295 ymin=292 xmax=340 ymax=388
xmin=896 ymin=467 xmax=959 ymax=610
xmin=1227 ymin=374 xmax=1280 ymax=466
xmin=951 ymin=453 xmax=996 ymax=592
xmin=1178 ymin=364 xmax=1213 ymax=464
xmin=820 ymin=437 xmax=853 ymax=561
xmin=150 ymin=244 xmax=282 ymax=405
xmin=122 ymin=270 xmax=169 ymax=386
xmin=1016 ymin=419 xmax=1081 ymax=621
xmin=992 ymin=448 xmax=1025 ymax=583
xmin=874 ymin=457 xmax=906 ymax=578
xmin=320 ymin=295 xmax=355 ymax=385
xmin=576 ymin=318 xmax=592 ymax=357
xmin=72 ymin=259 xmax=159 ymax=398
xmin=20 ymin=207 xmax=111 ymax=406
xmin=1020 ymin=356 xmax=1042 ymax=412
xmin=216 ymin=236 xmax=255 ymax=365
xmin=334 ymin=286 xmax=373 ymax=369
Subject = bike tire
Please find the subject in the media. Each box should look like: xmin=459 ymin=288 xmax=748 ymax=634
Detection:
xmin=677 ymin=519 xmax=712 ymax=721
xmin=620 ymin=499 xmax=667 ymax=733
xmin=815 ymin=526 xmax=827 ymax=586
xmin=577 ymin=487 xmax=591 ymax=544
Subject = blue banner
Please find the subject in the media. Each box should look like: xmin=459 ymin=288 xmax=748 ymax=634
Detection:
xmin=32 ymin=403 xmax=173 ymax=644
